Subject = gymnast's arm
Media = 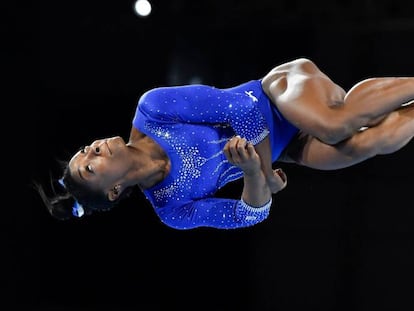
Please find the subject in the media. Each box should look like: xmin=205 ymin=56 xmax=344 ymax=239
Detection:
xmin=156 ymin=167 xmax=273 ymax=230
xmin=223 ymin=135 xmax=273 ymax=207
xmin=254 ymin=136 xmax=279 ymax=193
xmin=156 ymin=196 xmax=273 ymax=230
xmin=136 ymin=84 xmax=270 ymax=146
xmin=154 ymin=136 xmax=281 ymax=230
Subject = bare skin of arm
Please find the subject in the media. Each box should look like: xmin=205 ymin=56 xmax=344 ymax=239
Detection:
xmin=253 ymin=135 xmax=284 ymax=193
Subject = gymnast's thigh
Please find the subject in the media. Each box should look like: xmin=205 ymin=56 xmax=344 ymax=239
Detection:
xmin=261 ymin=60 xmax=347 ymax=142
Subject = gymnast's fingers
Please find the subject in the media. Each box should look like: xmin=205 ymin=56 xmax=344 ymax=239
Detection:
xmin=224 ymin=136 xmax=239 ymax=163
xmin=236 ymin=137 xmax=248 ymax=161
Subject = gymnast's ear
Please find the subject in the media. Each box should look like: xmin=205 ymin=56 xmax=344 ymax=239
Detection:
xmin=108 ymin=184 xmax=121 ymax=201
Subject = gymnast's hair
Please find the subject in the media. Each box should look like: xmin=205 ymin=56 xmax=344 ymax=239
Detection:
xmin=34 ymin=160 xmax=132 ymax=220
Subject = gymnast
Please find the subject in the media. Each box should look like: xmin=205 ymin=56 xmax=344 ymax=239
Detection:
xmin=35 ymin=58 xmax=414 ymax=230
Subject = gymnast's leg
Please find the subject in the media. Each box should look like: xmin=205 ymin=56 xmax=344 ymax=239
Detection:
xmin=262 ymin=58 xmax=414 ymax=145
xmin=280 ymin=103 xmax=414 ymax=170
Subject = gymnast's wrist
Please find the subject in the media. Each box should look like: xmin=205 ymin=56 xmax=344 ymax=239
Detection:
xmin=241 ymin=185 xmax=272 ymax=207
xmin=243 ymin=167 xmax=264 ymax=177
xmin=240 ymin=197 xmax=272 ymax=210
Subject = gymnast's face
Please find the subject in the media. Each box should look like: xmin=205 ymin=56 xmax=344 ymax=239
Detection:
xmin=68 ymin=136 xmax=130 ymax=194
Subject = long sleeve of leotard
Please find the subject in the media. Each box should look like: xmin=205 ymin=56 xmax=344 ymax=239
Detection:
xmin=153 ymin=196 xmax=272 ymax=230
xmin=137 ymin=84 xmax=269 ymax=145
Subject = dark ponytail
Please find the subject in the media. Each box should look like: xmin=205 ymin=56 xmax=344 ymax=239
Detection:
xmin=33 ymin=160 xmax=134 ymax=220
xmin=32 ymin=173 xmax=75 ymax=221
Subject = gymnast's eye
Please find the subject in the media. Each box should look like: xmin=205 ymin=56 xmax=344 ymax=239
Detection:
xmin=79 ymin=146 xmax=87 ymax=153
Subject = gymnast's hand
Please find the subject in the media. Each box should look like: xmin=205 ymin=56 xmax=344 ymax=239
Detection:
xmin=223 ymin=136 xmax=262 ymax=175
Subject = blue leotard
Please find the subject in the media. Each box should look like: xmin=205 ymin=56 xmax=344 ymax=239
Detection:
xmin=133 ymin=80 xmax=299 ymax=230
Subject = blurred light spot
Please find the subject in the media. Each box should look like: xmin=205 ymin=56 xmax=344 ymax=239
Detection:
xmin=134 ymin=0 xmax=152 ymax=17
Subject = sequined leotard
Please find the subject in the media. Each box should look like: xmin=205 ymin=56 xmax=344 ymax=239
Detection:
xmin=133 ymin=80 xmax=299 ymax=230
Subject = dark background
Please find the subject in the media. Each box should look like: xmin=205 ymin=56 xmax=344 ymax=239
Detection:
xmin=14 ymin=0 xmax=414 ymax=310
